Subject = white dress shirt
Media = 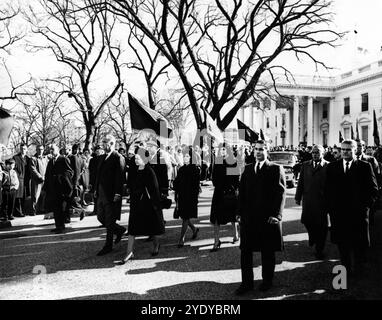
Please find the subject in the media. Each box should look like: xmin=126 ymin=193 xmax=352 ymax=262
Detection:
xmin=343 ymin=159 xmax=353 ymax=173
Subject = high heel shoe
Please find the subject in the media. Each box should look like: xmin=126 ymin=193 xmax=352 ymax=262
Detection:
xmin=152 ymin=244 xmax=160 ymax=256
xmin=114 ymin=252 xmax=134 ymax=265
xmin=232 ymin=236 xmax=239 ymax=244
xmin=210 ymin=240 xmax=221 ymax=252
xmin=192 ymin=228 xmax=199 ymax=240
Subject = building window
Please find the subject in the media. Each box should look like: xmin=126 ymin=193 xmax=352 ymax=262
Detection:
xmin=322 ymin=104 xmax=328 ymax=119
xmin=361 ymin=93 xmax=369 ymax=112
xmin=275 ymin=116 xmax=277 ymax=128
xmin=282 ymin=113 xmax=286 ymax=127
xmin=361 ymin=126 xmax=368 ymax=145
xmin=344 ymin=127 xmax=350 ymax=140
xmin=266 ymin=118 xmax=270 ymax=128
xmin=344 ymin=98 xmax=350 ymax=115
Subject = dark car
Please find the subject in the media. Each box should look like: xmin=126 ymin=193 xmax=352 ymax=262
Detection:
xmin=269 ymin=151 xmax=298 ymax=188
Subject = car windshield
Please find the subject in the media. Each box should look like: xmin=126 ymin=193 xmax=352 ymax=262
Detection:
xmin=269 ymin=153 xmax=294 ymax=163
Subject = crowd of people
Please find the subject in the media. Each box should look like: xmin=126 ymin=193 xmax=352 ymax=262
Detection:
xmin=1 ymin=135 xmax=381 ymax=296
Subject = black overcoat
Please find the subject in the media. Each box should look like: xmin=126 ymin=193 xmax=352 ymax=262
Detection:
xmin=210 ymin=157 xmax=240 ymax=225
xmin=295 ymin=160 xmax=329 ymax=226
xmin=44 ymin=156 xmax=74 ymax=211
xmin=13 ymin=153 xmax=31 ymax=198
xmin=173 ymin=164 xmax=200 ymax=219
xmin=325 ymin=159 xmax=378 ymax=247
xmin=128 ymin=165 xmax=165 ymax=236
xmin=94 ymin=151 xmax=125 ymax=220
xmin=238 ymin=160 xmax=286 ymax=252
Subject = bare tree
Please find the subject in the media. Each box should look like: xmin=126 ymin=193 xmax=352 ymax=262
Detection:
xmin=156 ymin=90 xmax=191 ymax=145
xmin=99 ymin=0 xmax=343 ymax=130
xmin=0 ymin=3 xmax=31 ymax=101
xmin=15 ymin=82 xmax=75 ymax=147
xmin=25 ymin=0 xmax=123 ymax=149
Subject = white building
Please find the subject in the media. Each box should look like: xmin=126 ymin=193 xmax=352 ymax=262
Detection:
xmin=236 ymin=57 xmax=382 ymax=147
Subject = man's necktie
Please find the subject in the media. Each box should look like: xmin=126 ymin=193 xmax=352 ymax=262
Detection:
xmin=256 ymin=162 xmax=260 ymax=174
xmin=345 ymin=161 xmax=350 ymax=174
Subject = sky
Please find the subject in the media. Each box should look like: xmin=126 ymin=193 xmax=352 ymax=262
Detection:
xmin=2 ymin=0 xmax=382 ymax=118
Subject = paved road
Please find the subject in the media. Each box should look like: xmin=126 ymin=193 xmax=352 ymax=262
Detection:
xmin=1 ymin=183 xmax=382 ymax=300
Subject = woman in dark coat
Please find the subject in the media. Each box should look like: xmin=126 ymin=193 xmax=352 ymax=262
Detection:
xmin=115 ymin=147 xmax=164 ymax=264
xmin=210 ymin=144 xmax=240 ymax=251
xmin=173 ymin=148 xmax=200 ymax=247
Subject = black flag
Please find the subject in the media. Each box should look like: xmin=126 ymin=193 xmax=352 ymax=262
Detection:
xmin=237 ymin=119 xmax=259 ymax=143
xmin=339 ymin=131 xmax=344 ymax=143
xmin=0 ymin=108 xmax=14 ymax=146
xmin=260 ymin=129 xmax=265 ymax=141
xmin=128 ymin=93 xmax=173 ymax=138
xmin=373 ymin=109 xmax=380 ymax=146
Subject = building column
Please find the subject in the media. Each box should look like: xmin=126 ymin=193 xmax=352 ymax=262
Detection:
xmin=307 ymin=96 xmax=314 ymax=145
xmin=285 ymin=108 xmax=291 ymax=146
xmin=293 ymin=96 xmax=299 ymax=147
xmin=270 ymin=99 xmax=277 ymax=146
xmin=327 ymin=98 xmax=335 ymax=146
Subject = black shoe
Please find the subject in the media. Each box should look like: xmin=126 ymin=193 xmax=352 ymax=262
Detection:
xmin=114 ymin=227 xmax=126 ymax=245
xmin=232 ymin=236 xmax=239 ymax=244
xmin=177 ymin=242 xmax=184 ymax=248
xmin=258 ymin=281 xmax=273 ymax=292
xmin=145 ymin=236 xmax=154 ymax=242
xmin=97 ymin=247 xmax=113 ymax=256
xmin=65 ymin=217 xmax=71 ymax=224
xmin=29 ymin=212 xmax=36 ymax=216
xmin=192 ymin=228 xmax=199 ymax=240
xmin=235 ymin=283 xmax=254 ymax=295
xmin=152 ymin=244 xmax=160 ymax=256
xmin=79 ymin=210 xmax=85 ymax=221
xmin=8 ymin=216 xmax=14 ymax=221
xmin=54 ymin=228 xmax=65 ymax=234
xmin=51 ymin=228 xmax=65 ymax=233
xmin=210 ymin=240 xmax=221 ymax=252
xmin=114 ymin=252 xmax=134 ymax=265
xmin=315 ymin=251 xmax=325 ymax=260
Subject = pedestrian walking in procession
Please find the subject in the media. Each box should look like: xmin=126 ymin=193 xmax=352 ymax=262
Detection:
xmin=325 ymin=139 xmax=378 ymax=277
xmin=94 ymin=135 xmax=127 ymax=256
xmin=173 ymin=148 xmax=201 ymax=247
xmin=295 ymin=145 xmax=329 ymax=259
xmin=236 ymin=140 xmax=286 ymax=294
xmin=210 ymin=143 xmax=240 ymax=252
xmin=115 ymin=147 xmax=164 ymax=264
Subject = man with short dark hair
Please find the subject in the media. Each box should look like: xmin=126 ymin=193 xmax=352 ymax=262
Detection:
xmin=44 ymin=144 xmax=74 ymax=234
xmin=325 ymin=139 xmax=378 ymax=276
xmin=356 ymin=139 xmax=381 ymax=227
xmin=236 ymin=140 xmax=286 ymax=294
xmin=332 ymin=146 xmax=342 ymax=161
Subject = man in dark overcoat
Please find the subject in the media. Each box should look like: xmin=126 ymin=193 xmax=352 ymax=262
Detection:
xmin=355 ymin=139 xmax=381 ymax=227
xmin=95 ymin=134 xmax=126 ymax=256
xmin=44 ymin=144 xmax=74 ymax=233
xmin=236 ymin=140 xmax=286 ymax=295
xmin=295 ymin=145 xmax=329 ymax=259
xmin=13 ymin=143 xmax=31 ymax=217
xmin=68 ymin=144 xmax=85 ymax=219
xmin=325 ymin=139 xmax=378 ymax=276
